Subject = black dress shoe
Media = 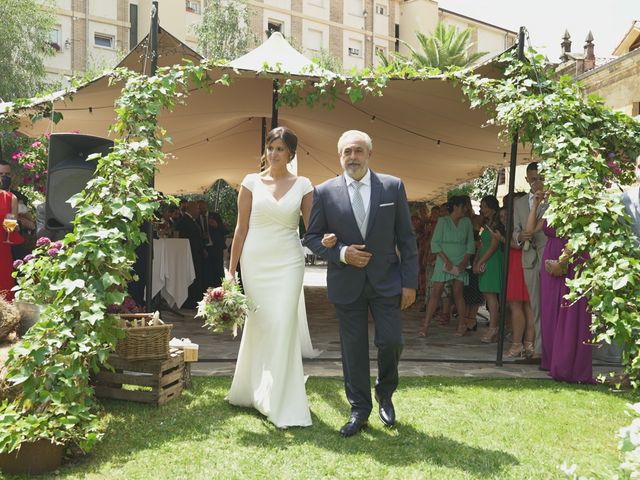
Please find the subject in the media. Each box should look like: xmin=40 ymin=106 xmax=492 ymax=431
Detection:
xmin=375 ymin=393 xmax=396 ymax=427
xmin=339 ymin=415 xmax=368 ymax=437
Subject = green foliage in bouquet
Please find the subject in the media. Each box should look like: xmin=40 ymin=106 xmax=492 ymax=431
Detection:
xmin=196 ymin=279 xmax=255 ymax=337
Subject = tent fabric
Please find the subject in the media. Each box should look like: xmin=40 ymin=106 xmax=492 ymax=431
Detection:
xmin=5 ymin=28 xmax=518 ymax=202
xmin=229 ymin=32 xmax=332 ymax=76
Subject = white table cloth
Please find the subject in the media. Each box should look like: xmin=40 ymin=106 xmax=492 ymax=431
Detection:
xmin=151 ymin=238 xmax=195 ymax=308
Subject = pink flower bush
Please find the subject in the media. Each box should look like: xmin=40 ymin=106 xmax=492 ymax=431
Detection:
xmin=35 ymin=237 xmax=51 ymax=247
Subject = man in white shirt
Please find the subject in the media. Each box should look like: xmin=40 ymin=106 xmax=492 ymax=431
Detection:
xmin=512 ymin=162 xmax=547 ymax=362
xmin=305 ymin=130 xmax=418 ymax=437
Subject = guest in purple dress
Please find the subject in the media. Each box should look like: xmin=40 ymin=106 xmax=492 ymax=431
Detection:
xmin=528 ymin=191 xmax=593 ymax=383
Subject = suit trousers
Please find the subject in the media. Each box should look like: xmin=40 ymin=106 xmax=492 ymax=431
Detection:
xmin=522 ymin=261 xmax=542 ymax=355
xmin=334 ymin=280 xmax=403 ymax=419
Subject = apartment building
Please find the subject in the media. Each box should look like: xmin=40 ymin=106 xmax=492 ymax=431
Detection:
xmin=43 ymin=0 xmax=129 ymax=82
xmin=42 ymin=0 xmax=516 ymax=83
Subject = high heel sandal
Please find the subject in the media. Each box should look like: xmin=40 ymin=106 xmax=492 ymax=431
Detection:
xmin=436 ymin=314 xmax=450 ymax=326
xmin=418 ymin=322 xmax=429 ymax=338
xmin=523 ymin=341 xmax=535 ymax=358
xmin=480 ymin=327 xmax=498 ymax=344
xmin=504 ymin=342 xmax=524 ymax=358
xmin=466 ymin=317 xmax=478 ymax=332
xmin=453 ymin=323 xmax=468 ymax=337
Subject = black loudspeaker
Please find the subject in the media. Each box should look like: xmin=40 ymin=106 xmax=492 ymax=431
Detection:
xmin=45 ymin=133 xmax=113 ymax=230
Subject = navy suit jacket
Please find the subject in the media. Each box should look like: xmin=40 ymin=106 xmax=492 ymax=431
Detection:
xmin=304 ymin=170 xmax=418 ymax=304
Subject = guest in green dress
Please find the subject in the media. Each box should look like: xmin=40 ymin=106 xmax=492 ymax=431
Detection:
xmin=474 ymin=195 xmax=504 ymax=343
xmin=419 ymin=196 xmax=475 ymax=338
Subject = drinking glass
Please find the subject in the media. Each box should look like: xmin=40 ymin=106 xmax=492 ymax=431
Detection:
xmin=3 ymin=214 xmax=17 ymax=244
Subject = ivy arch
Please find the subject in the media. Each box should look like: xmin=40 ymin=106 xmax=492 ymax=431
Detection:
xmin=0 ymin=45 xmax=639 ymax=454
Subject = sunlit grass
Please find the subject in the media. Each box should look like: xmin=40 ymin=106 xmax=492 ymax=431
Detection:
xmin=4 ymin=377 xmax=636 ymax=480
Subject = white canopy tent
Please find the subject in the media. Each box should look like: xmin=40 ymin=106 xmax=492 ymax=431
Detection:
xmin=7 ymin=28 xmax=523 ymax=201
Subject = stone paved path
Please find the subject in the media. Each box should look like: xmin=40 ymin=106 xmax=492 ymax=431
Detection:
xmin=165 ymin=266 xmax=619 ymax=379
xmin=0 ymin=266 xmax=619 ymax=380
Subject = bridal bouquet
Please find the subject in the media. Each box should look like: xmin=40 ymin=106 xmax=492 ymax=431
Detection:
xmin=196 ymin=279 xmax=254 ymax=337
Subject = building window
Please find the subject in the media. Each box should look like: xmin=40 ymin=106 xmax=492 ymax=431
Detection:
xmin=267 ymin=20 xmax=283 ymax=37
xmin=394 ymin=24 xmax=400 ymax=52
xmin=49 ymin=27 xmax=61 ymax=52
xmin=348 ymin=0 xmax=363 ymax=16
xmin=348 ymin=39 xmax=362 ymax=57
xmin=374 ymin=45 xmax=387 ymax=58
xmin=185 ymin=1 xmax=201 ymax=14
xmin=306 ymin=29 xmax=323 ymax=53
xmin=375 ymin=4 xmax=387 ymax=15
xmin=130 ymin=3 xmax=138 ymax=49
xmin=94 ymin=34 xmax=114 ymax=49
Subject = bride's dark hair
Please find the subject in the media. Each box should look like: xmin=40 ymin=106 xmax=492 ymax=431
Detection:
xmin=261 ymin=127 xmax=298 ymax=166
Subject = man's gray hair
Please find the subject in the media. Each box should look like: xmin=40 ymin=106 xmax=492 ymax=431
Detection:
xmin=337 ymin=130 xmax=373 ymax=154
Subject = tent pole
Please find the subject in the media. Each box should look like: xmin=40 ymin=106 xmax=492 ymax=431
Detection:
xmin=271 ymin=80 xmax=279 ymax=129
xmin=496 ymin=26 xmax=526 ymax=367
xmin=144 ymin=1 xmax=159 ymax=312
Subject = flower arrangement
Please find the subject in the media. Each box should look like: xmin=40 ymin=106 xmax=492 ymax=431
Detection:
xmin=196 ymin=279 xmax=254 ymax=337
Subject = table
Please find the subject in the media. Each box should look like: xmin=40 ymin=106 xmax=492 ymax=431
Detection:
xmin=151 ymin=238 xmax=195 ymax=308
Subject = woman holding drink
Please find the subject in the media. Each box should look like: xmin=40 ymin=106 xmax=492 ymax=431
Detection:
xmin=0 ymin=160 xmax=21 ymax=300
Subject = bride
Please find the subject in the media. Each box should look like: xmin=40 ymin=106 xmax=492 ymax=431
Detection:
xmin=226 ymin=126 xmax=316 ymax=427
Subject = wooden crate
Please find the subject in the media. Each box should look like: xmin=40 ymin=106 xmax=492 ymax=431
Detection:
xmin=93 ymin=349 xmax=184 ymax=405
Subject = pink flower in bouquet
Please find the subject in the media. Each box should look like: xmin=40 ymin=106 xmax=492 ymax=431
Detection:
xmin=23 ymin=162 xmax=35 ymax=170
xmin=23 ymin=254 xmax=35 ymax=262
xmin=47 ymin=247 xmax=60 ymax=257
xmin=209 ymin=287 xmax=225 ymax=301
xmin=31 ymin=141 xmax=42 ymax=148
xmin=12 ymin=259 xmax=23 ymax=269
xmin=51 ymin=241 xmax=63 ymax=250
xmin=36 ymin=237 xmax=51 ymax=247
xmin=197 ymin=279 xmax=253 ymax=337
xmin=607 ymin=160 xmax=622 ymax=177
xmin=11 ymin=151 xmax=24 ymax=162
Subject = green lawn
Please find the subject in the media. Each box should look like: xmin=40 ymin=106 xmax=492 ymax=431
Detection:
xmin=3 ymin=377 xmax=636 ymax=480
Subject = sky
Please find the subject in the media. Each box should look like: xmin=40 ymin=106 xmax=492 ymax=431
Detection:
xmin=437 ymin=0 xmax=640 ymax=59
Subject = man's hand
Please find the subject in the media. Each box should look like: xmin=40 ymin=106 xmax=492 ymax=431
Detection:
xmin=321 ymin=233 xmax=337 ymax=248
xmin=401 ymin=288 xmax=416 ymax=310
xmin=518 ymin=230 xmax=533 ymax=242
xmin=345 ymin=244 xmax=372 ymax=268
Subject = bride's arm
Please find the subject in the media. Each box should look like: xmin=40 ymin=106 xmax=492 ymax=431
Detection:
xmin=228 ymin=186 xmax=252 ymax=278
xmin=301 ymin=191 xmax=313 ymax=229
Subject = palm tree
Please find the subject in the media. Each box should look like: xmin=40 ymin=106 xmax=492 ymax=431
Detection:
xmin=377 ymin=22 xmax=488 ymax=72
xmin=408 ymin=22 xmax=488 ymax=69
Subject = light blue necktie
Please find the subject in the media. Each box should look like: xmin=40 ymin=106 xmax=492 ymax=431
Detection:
xmin=351 ymin=181 xmax=366 ymax=237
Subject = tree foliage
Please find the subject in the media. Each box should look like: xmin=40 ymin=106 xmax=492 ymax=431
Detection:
xmin=0 ymin=0 xmax=57 ymax=101
xmin=194 ymin=0 xmax=257 ymax=61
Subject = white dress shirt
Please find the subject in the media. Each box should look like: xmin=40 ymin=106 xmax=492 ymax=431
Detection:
xmin=340 ymin=170 xmax=371 ymax=263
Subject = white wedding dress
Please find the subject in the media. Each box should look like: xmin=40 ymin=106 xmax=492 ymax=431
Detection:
xmin=227 ymin=173 xmax=315 ymax=427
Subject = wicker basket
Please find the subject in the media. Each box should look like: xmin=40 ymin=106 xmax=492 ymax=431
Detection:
xmin=116 ymin=313 xmax=172 ymax=361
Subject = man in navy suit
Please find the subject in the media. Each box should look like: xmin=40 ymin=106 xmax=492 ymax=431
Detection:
xmin=304 ymin=130 xmax=418 ymax=437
